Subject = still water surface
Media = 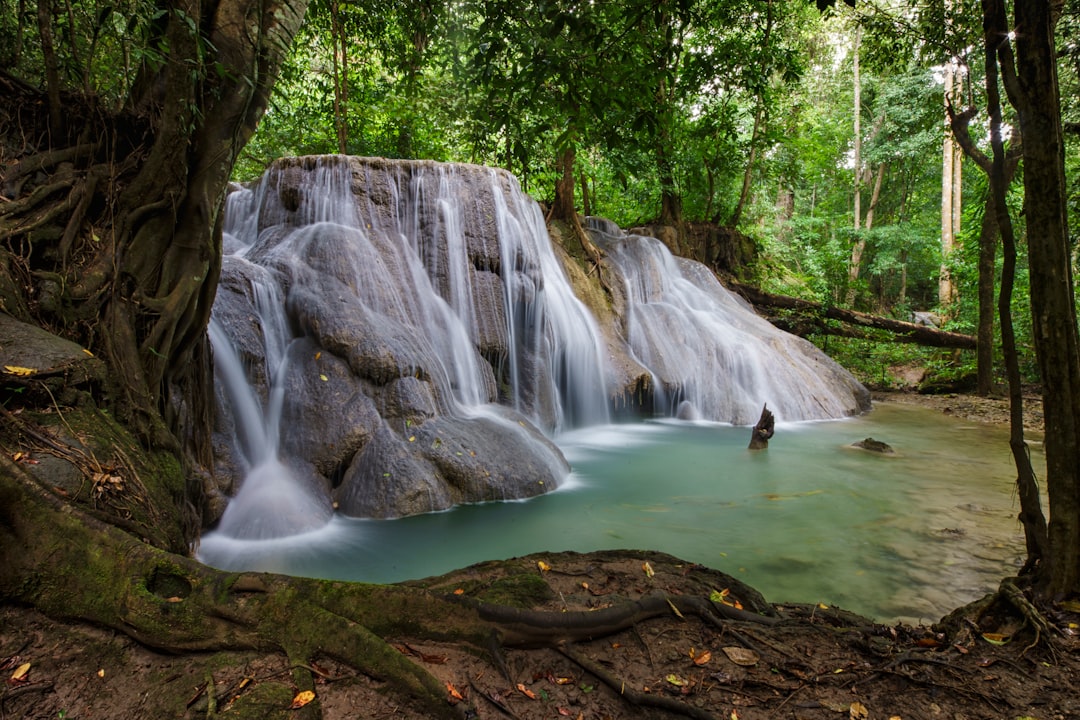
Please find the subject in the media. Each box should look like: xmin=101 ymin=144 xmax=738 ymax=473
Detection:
xmin=198 ymin=402 xmax=1036 ymax=623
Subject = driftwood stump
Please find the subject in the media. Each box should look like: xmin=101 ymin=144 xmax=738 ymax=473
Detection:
xmin=748 ymin=404 xmax=775 ymax=450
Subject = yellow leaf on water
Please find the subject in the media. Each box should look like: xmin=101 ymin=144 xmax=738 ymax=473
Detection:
xmin=642 ymin=561 xmax=654 ymax=578
xmin=290 ymin=690 xmax=315 ymax=708
xmin=3 ymin=365 xmax=35 ymax=376
xmin=10 ymin=663 xmax=30 ymax=681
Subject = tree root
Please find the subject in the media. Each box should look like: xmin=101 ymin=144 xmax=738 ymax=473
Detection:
xmin=559 ymin=646 xmax=720 ymax=720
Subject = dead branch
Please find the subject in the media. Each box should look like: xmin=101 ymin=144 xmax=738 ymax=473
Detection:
xmin=728 ymin=281 xmax=977 ymax=350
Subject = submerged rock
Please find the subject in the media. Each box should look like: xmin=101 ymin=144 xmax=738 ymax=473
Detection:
xmin=852 ymin=437 xmax=895 ymax=454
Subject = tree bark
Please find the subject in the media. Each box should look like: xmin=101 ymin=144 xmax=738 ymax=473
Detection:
xmin=1008 ymin=0 xmax=1080 ymax=597
xmin=979 ymin=0 xmax=1049 ymax=572
xmin=0 ymin=0 xmax=309 ymax=504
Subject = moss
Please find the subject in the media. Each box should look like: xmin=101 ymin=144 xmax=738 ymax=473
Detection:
xmin=221 ymin=680 xmax=296 ymax=719
xmin=475 ymin=572 xmax=553 ymax=608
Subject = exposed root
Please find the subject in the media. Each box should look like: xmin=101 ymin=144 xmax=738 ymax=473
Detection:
xmin=559 ymin=646 xmax=720 ymax=720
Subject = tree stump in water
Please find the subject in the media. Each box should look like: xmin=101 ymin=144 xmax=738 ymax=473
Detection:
xmin=748 ymin=404 xmax=775 ymax=450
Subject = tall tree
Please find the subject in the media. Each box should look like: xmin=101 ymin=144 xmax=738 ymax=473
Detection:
xmin=1 ymin=0 xmax=308 ymax=460
xmin=1003 ymin=0 xmax=1080 ymax=597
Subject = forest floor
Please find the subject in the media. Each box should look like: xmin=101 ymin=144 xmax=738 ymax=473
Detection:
xmin=2 ymin=391 xmax=1078 ymax=720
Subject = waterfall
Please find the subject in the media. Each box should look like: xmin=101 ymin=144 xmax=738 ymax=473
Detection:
xmin=589 ymin=220 xmax=869 ymax=425
xmin=208 ymin=156 xmax=869 ymax=538
xmin=208 ymin=156 xmax=614 ymax=535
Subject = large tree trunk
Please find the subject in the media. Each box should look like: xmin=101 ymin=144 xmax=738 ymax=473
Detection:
xmin=1007 ymin=0 xmax=1080 ymax=597
xmin=0 ymin=0 xmax=307 ymax=472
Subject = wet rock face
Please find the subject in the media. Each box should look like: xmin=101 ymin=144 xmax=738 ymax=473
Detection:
xmin=210 ymin=156 xmax=870 ymax=526
xmin=211 ymin=157 xmax=587 ymax=522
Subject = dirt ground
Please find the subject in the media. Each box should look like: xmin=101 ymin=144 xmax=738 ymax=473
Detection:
xmin=2 ymin=392 xmax=1077 ymax=720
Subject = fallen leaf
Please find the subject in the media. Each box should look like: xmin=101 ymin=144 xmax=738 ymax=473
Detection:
xmin=10 ymin=663 xmax=30 ymax=681
xmin=537 ymin=560 xmax=551 ymax=572
xmin=721 ymin=647 xmax=759 ymax=667
xmin=290 ymin=690 xmax=315 ymax=708
xmin=516 ymin=682 xmax=537 ymax=699
xmin=730 ymin=711 xmax=739 ymax=720
xmin=3 ymin=366 xmax=35 ymax=376
xmin=642 ymin=561 xmax=654 ymax=578
xmin=1058 ymin=599 xmax=1080 ymax=613
xmin=446 ymin=682 xmax=464 ymax=700
xmin=666 ymin=598 xmax=685 ymax=619
xmin=319 ymin=374 xmax=328 ymax=382
xmin=315 ymin=351 xmax=321 ymax=360
xmin=408 ymin=436 xmax=416 ymax=442
xmin=665 ymin=674 xmax=688 ymax=687
xmin=546 ymin=672 xmax=573 ymax=685
xmin=97 ymin=669 xmax=105 ymax=678
xmin=453 ymin=588 xmax=465 ymax=595
xmin=849 ymin=701 xmax=869 ymax=719
xmin=981 ymin=633 xmax=1010 ymax=645
xmin=693 ymin=650 xmax=712 ymax=666
xmin=82 ymin=348 xmax=94 ymax=357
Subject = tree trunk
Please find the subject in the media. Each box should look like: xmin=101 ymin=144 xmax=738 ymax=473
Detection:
xmin=0 ymin=0 xmax=309 ymax=506
xmin=729 ymin=104 xmax=762 ymax=229
xmin=852 ymin=25 xmax=861 ymax=240
xmin=1008 ymin=0 xmax=1080 ymax=597
xmin=729 ymin=281 xmax=978 ymax=349
xmin=940 ymin=59 xmax=959 ymax=310
xmin=846 ymin=161 xmax=885 ymax=306
xmin=553 ymin=144 xmax=577 ymax=222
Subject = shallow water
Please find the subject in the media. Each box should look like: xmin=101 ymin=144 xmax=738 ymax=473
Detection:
xmin=198 ymin=402 xmax=1038 ymax=623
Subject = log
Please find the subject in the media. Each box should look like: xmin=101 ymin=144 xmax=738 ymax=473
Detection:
xmin=727 ymin=281 xmax=977 ymax=350
xmin=748 ymin=404 xmax=774 ymax=450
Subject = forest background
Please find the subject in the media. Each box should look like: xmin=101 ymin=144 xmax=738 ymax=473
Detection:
xmin=232 ymin=0 xmax=1080 ymax=391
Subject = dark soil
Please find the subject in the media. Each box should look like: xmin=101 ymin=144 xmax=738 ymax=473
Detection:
xmin=3 ymin=393 xmax=1077 ymax=720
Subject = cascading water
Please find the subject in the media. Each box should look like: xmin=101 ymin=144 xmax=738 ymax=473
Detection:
xmin=207 ymin=155 xmax=870 ymax=542
xmin=588 ymin=218 xmax=869 ymax=424
xmin=208 ymin=156 xmax=613 ymax=537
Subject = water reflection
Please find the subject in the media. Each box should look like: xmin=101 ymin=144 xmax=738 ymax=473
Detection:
xmin=198 ymin=402 xmax=1039 ymax=623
